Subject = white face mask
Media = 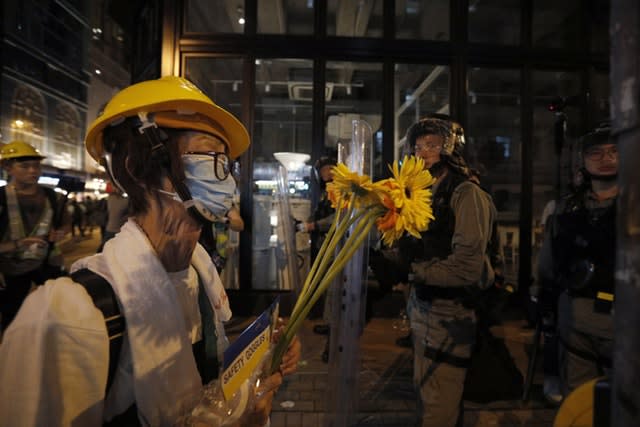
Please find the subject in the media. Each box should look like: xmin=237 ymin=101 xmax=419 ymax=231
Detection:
xmin=156 ymin=154 xmax=236 ymax=223
xmin=182 ymin=154 xmax=236 ymax=222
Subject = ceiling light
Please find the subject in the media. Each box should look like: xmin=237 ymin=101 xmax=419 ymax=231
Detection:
xmin=274 ymin=152 xmax=311 ymax=171
xmin=237 ymin=6 xmax=245 ymax=25
xmin=95 ymin=69 xmax=102 ymax=75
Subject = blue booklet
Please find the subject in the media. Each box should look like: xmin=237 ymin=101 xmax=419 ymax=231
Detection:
xmin=221 ymin=297 xmax=280 ymax=400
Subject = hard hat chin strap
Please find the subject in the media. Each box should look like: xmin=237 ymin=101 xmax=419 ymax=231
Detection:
xmin=135 ymin=112 xmax=214 ymax=226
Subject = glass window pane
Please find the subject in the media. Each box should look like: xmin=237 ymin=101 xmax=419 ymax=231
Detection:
xmin=394 ymin=63 xmax=450 ymax=161
xmin=258 ymin=0 xmax=313 ymax=35
xmin=183 ymin=56 xmax=245 ymax=290
xmin=590 ymin=69 xmax=610 ymax=123
xmin=185 ymin=0 xmax=245 ymax=34
xmin=467 ymin=67 xmax=521 ymax=283
xmin=327 ymin=0 xmax=383 ymax=38
xmin=395 ymin=0 xmax=450 ymax=41
xmin=469 ymin=0 xmax=521 ymax=45
xmin=326 ymin=61 xmax=383 ymax=178
xmin=590 ymin=0 xmax=610 ymax=54
xmin=533 ymin=0 xmax=583 ymax=50
xmin=531 ymin=70 xmax=582 ymax=282
xmin=252 ymin=58 xmax=314 ymax=291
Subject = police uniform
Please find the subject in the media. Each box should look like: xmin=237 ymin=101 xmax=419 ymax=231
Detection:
xmin=538 ymin=188 xmax=615 ymax=393
xmin=407 ymin=170 xmax=497 ymax=427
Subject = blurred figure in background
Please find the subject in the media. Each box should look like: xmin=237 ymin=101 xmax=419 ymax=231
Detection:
xmin=98 ymin=181 xmax=129 ymax=251
xmin=70 ymin=198 xmax=86 ymax=237
xmin=0 ymin=141 xmax=67 ymax=332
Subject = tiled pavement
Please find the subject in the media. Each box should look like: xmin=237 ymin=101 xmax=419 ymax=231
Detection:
xmin=227 ymin=314 xmax=559 ymax=427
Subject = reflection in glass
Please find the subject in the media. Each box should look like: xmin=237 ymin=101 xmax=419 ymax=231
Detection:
xmin=589 ymin=0 xmax=609 ymax=53
xmin=533 ymin=0 xmax=582 ymax=49
xmin=185 ymin=0 xmax=245 ymax=34
xmin=184 ymin=56 xmax=245 ymax=289
xmin=252 ymin=58 xmax=314 ymax=290
xmin=394 ymin=64 xmax=450 ymax=161
xmin=258 ymin=0 xmax=314 ymax=35
xmin=326 ymin=61 xmax=383 ymax=178
xmin=590 ymin=70 xmax=610 ymax=122
xmin=327 ymin=0 xmax=383 ymax=38
xmin=469 ymin=0 xmax=521 ymax=45
xmin=531 ymin=70 xmax=582 ymax=282
xmin=395 ymin=0 xmax=449 ymax=40
xmin=467 ymin=67 xmax=521 ymax=282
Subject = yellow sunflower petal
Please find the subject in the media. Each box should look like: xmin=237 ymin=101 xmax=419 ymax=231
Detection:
xmin=375 ymin=155 xmax=436 ymax=245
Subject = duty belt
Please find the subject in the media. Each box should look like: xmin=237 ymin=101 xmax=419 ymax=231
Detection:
xmin=414 ymin=283 xmax=475 ymax=303
xmin=568 ymin=289 xmax=614 ymax=314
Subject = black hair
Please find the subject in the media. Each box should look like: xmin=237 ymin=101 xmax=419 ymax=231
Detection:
xmin=102 ymin=118 xmax=186 ymax=215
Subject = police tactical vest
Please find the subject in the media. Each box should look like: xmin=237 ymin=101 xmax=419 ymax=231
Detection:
xmin=552 ymin=191 xmax=616 ymax=299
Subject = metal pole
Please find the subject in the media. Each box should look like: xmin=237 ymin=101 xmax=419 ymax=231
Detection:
xmin=611 ymin=0 xmax=640 ymax=425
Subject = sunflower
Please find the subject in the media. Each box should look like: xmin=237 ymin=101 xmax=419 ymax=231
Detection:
xmin=379 ymin=155 xmax=435 ymax=243
xmin=372 ymin=181 xmax=403 ymax=245
xmin=326 ymin=163 xmax=375 ymax=209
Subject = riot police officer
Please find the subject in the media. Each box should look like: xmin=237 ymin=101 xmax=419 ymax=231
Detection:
xmin=538 ymin=123 xmax=617 ymax=395
xmin=404 ymin=114 xmax=498 ymax=427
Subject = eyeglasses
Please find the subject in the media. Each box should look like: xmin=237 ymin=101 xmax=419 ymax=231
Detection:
xmin=584 ymin=146 xmax=618 ymax=161
xmin=182 ymin=151 xmax=232 ymax=180
xmin=414 ymin=142 xmax=442 ymax=153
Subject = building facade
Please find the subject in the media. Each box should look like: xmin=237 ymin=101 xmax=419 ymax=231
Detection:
xmin=0 ymin=0 xmax=90 ymax=174
xmin=127 ymin=1 xmax=612 ymax=303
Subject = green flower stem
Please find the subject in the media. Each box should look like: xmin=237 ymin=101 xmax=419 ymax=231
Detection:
xmin=288 ymin=201 xmax=360 ymax=322
xmin=290 ymin=202 xmax=351 ymax=317
xmin=270 ymin=207 xmax=380 ymax=373
xmin=286 ymin=207 xmax=365 ymax=334
xmin=270 ymin=215 xmax=377 ymax=372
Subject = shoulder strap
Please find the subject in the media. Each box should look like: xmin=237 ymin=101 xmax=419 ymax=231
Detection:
xmin=70 ymin=268 xmax=125 ymax=394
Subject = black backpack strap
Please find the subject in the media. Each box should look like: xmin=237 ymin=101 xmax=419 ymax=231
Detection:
xmin=71 ymin=268 xmax=125 ymax=394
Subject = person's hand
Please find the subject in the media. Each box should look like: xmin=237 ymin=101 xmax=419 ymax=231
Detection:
xmin=243 ymin=372 xmax=282 ymax=427
xmin=48 ymin=228 xmax=66 ymax=243
xmin=272 ymin=318 xmax=301 ymax=376
xmin=279 ymin=335 xmax=301 ymax=376
xmin=18 ymin=236 xmax=48 ymax=250
xmin=297 ymin=221 xmax=314 ymax=232
xmin=227 ymin=206 xmax=245 ymax=232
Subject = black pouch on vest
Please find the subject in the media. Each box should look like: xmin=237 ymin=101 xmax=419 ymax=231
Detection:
xmin=594 ymin=291 xmax=614 ymax=314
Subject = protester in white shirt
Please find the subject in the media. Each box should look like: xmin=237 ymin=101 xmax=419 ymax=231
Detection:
xmin=0 ymin=76 xmax=300 ymax=427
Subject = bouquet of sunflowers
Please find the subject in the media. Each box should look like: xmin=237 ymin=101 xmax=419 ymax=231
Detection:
xmin=270 ymin=155 xmax=436 ymax=373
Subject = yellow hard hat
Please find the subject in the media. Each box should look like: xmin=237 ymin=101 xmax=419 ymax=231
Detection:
xmin=85 ymin=76 xmax=250 ymax=160
xmin=0 ymin=141 xmax=46 ymax=161
xmin=553 ymin=377 xmax=604 ymax=427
